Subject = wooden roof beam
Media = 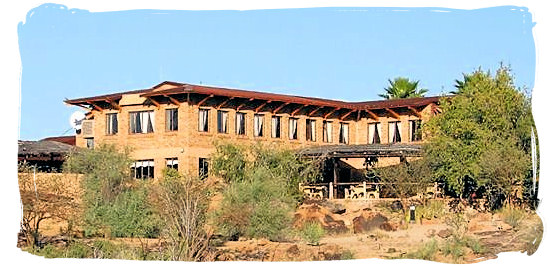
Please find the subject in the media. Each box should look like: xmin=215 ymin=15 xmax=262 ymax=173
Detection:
xmin=273 ymin=102 xmax=289 ymax=114
xmin=255 ymin=100 xmax=272 ymax=112
xmin=148 ymin=97 xmax=161 ymax=108
xmin=323 ymin=107 xmax=340 ymax=119
xmin=356 ymin=110 xmax=362 ymax=121
xmin=365 ymin=109 xmax=379 ymax=121
xmin=385 ymin=108 xmax=400 ymax=119
xmin=236 ymin=98 xmax=255 ymax=111
xmin=216 ymin=97 xmax=234 ymax=109
xmin=291 ymin=104 xmax=309 ymax=116
xmin=308 ymin=106 xmax=322 ymax=116
xmin=197 ymin=94 xmax=214 ymax=107
xmin=407 ymin=106 xmax=422 ymax=118
xmin=86 ymin=101 xmax=103 ymax=111
xmin=340 ymin=109 xmax=356 ymax=120
xmin=105 ymin=98 xmax=121 ymax=110
xmin=164 ymin=94 xmax=181 ymax=106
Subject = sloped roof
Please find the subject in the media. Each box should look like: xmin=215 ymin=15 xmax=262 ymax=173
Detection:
xmin=41 ymin=136 xmax=76 ymax=146
xmin=18 ymin=140 xmax=75 ymax=157
xmin=299 ymin=143 xmax=424 ymax=158
xmin=65 ymin=81 xmax=444 ymax=111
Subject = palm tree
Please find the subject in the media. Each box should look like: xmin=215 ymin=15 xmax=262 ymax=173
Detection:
xmin=378 ymin=77 xmax=428 ymax=99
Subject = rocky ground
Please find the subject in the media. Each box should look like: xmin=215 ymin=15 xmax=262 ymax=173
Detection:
xmin=216 ymin=200 xmax=543 ymax=263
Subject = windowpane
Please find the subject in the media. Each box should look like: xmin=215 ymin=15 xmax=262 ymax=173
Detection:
xmin=306 ymin=119 xmax=316 ymax=141
xmin=236 ymin=112 xmax=246 ymax=135
xmin=289 ymin=118 xmax=298 ymax=140
xmin=131 ymin=160 xmax=155 ymax=179
xmin=198 ymin=109 xmax=209 ymax=132
xmin=166 ymin=109 xmax=178 ymax=131
xmin=129 ymin=111 xmax=154 ymax=134
xmin=166 ymin=157 xmax=178 ymax=171
xmin=106 ymin=113 xmax=118 ymax=135
xmin=368 ymin=123 xmax=381 ymax=144
xmin=199 ymin=158 xmax=209 ymax=179
xmin=217 ymin=110 xmax=228 ymax=133
xmin=339 ymin=123 xmax=349 ymax=144
xmin=409 ymin=120 xmax=422 ymax=142
xmin=254 ymin=114 xmax=264 ymax=137
xmin=323 ymin=121 xmax=333 ymax=143
xmin=388 ymin=121 xmax=402 ymax=143
xmin=271 ymin=116 xmax=281 ymax=138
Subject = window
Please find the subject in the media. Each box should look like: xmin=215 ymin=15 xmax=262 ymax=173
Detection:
xmin=289 ymin=118 xmax=298 ymax=140
xmin=323 ymin=121 xmax=333 ymax=143
xmin=271 ymin=116 xmax=281 ymax=138
xmin=253 ymin=114 xmax=264 ymax=137
xmin=388 ymin=121 xmax=402 ymax=143
xmin=106 ymin=113 xmax=118 ymax=135
xmin=217 ymin=110 xmax=228 ymax=133
xmin=306 ymin=119 xmax=316 ymax=141
xmin=85 ymin=138 xmax=94 ymax=149
xmin=199 ymin=158 xmax=209 ymax=179
xmin=409 ymin=120 xmax=422 ymax=142
xmin=198 ymin=109 xmax=209 ymax=132
xmin=129 ymin=110 xmax=155 ymax=134
xmin=131 ymin=159 xmax=154 ymax=179
xmin=339 ymin=123 xmax=349 ymax=144
xmin=166 ymin=108 xmax=178 ymax=131
xmin=166 ymin=157 xmax=178 ymax=171
xmin=368 ymin=123 xmax=381 ymax=144
xmin=236 ymin=112 xmax=246 ymax=135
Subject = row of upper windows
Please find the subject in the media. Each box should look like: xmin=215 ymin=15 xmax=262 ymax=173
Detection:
xmin=104 ymin=109 xmax=422 ymax=144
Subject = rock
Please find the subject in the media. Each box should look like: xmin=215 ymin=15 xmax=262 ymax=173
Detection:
xmin=387 ymin=247 xmax=397 ymax=253
xmin=380 ymin=222 xmax=398 ymax=231
xmin=353 ymin=212 xmax=389 ymax=233
xmin=286 ymin=244 xmax=300 ymax=256
xmin=257 ymin=239 xmax=269 ymax=246
xmin=391 ymin=201 xmax=403 ymax=212
xmin=425 ymin=229 xmax=436 ymax=237
xmin=437 ymin=229 xmax=452 ymax=239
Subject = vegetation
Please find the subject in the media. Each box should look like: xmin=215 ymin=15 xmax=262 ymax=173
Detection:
xmin=299 ymin=222 xmax=325 ymax=246
xmin=375 ymin=158 xmax=433 ymax=218
xmin=18 ymin=163 xmax=80 ymax=247
xmin=152 ymin=168 xmax=214 ymax=261
xmin=499 ymin=206 xmax=526 ymax=230
xmin=406 ymin=238 xmax=438 ymax=261
xmin=378 ymin=77 xmax=428 ymax=99
xmin=212 ymin=142 xmax=321 ymax=241
xmin=63 ymin=144 xmax=161 ymax=238
xmin=425 ymin=65 xmax=535 ymax=208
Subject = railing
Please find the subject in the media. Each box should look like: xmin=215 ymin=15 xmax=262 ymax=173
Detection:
xmin=300 ymin=182 xmax=443 ymax=200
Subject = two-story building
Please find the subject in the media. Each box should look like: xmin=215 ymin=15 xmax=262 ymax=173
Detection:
xmin=65 ymin=81 xmax=441 ymax=181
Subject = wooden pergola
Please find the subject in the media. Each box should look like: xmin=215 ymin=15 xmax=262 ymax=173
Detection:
xmin=299 ymin=143 xmax=424 ymax=199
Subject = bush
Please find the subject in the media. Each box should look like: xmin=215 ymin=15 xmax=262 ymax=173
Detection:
xmin=340 ymin=249 xmax=355 ymax=260
xmin=213 ymin=143 xmax=321 ymax=241
xmin=153 ymin=168 xmax=213 ymax=261
xmin=300 ymin=222 xmax=325 ymax=246
xmin=64 ymin=144 xmax=162 ymax=238
xmin=407 ymin=238 xmax=438 ymax=261
xmin=500 ymin=207 xmax=526 ymax=229
xmin=416 ymin=200 xmax=446 ymax=222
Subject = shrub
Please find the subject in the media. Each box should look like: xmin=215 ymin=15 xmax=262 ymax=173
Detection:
xmin=416 ymin=200 xmax=446 ymax=221
xmin=300 ymin=222 xmax=325 ymax=246
xmin=340 ymin=249 xmax=355 ymax=260
xmin=64 ymin=144 xmax=162 ymax=238
xmin=500 ymin=207 xmax=526 ymax=229
xmin=153 ymin=168 xmax=214 ymax=261
xmin=64 ymin=241 xmax=93 ymax=258
xmin=407 ymin=238 xmax=438 ymax=261
xmin=213 ymin=143 xmax=321 ymax=241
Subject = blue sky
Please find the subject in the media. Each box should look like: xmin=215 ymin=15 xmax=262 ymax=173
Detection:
xmin=17 ymin=4 xmax=535 ymax=140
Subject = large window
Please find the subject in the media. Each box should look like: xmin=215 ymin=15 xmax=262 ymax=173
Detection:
xmin=217 ymin=110 xmax=228 ymax=133
xmin=166 ymin=157 xmax=178 ymax=171
xmin=271 ymin=116 xmax=281 ymax=138
xmin=199 ymin=158 xmax=209 ymax=179
xmin=236 ymin=112 xmax=246 ymax=135
xmin=368 ymin=123 xmax=381 ymax=144
xmin=106 ymin=113 xmax=118 ymax=135
xmin=339 ymin=123 xmax=349 ymax=144
xmin=306 ymin=119 xmax=316 ymax=141
xmin=323 ymin=121 xmax=333 ymax=143
xmin=253 ymin=114 xmax=264 ymax=137
xmin=388 ymin=121 xmax=402 ymax=143
xmin=166 ymin=108 xmax=178 ymax=131
xmin=198 ymin=108 xmax=209 ymax=132
xmin=129 ymin=110 xmax=155 ymax=134
xmin=131 ymin=159 xmax=154 ymax=179
xmin=289 ymin=118 xmax=298 ymax=140
xmin=409 ymin=120 xmax=422 ymax=142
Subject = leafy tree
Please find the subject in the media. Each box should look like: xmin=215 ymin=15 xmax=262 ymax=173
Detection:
xmin=378 ymin=77 xmax=428 ymax=99
xmin=424 ymin=65 xmax=535 ymax=206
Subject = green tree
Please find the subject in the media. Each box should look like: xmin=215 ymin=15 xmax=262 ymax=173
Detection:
xmin=378 ymin=77 xmax=428 ymax=99
xmin=424 ymin=66 xmax=535 ymax=205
